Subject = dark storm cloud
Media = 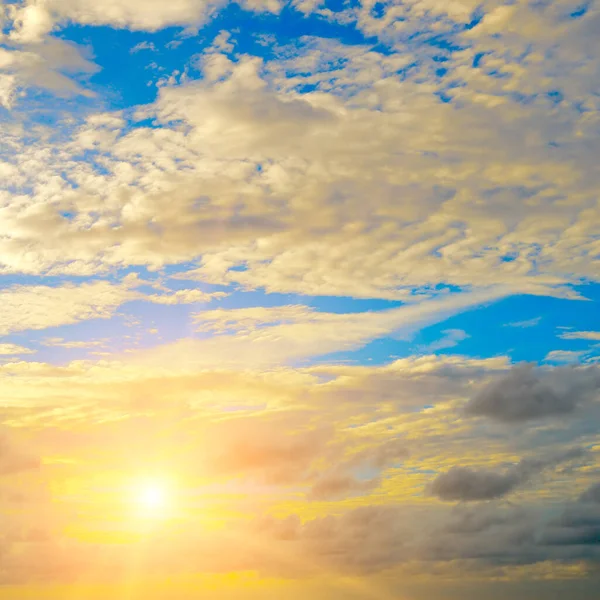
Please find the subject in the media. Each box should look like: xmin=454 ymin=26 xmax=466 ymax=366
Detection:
xmin=464 ymin=363 xmax=600 ymax=422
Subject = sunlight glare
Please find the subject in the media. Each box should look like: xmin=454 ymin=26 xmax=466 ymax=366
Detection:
xmin=134 ymin=480 xmax=169 ymax=516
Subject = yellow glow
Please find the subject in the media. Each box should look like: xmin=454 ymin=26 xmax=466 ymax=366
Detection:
xmin=134 ymin=479 xmax=169 ymax=516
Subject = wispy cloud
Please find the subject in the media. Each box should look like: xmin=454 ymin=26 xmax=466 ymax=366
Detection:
xmin=558 ymin=331 xmax=600 ymax=341
xmin=505 ymin=317 xmax=542 ymax=328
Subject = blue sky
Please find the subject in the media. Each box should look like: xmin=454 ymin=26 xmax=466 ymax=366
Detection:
xmin=1 ymin=1 xmax=600 ymax=599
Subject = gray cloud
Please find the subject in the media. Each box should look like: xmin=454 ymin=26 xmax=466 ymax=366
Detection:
xmin=539 ymin=482 xmax=600 ymax=550
xmin=464 ymin=364 xmax=600 ymax=423
xmin=580 ymin=482 xmax=600 ymax=504
xmin=308 ymin=473 xmax=379 ymax=501
xmin=430 ymin=466 xmax=522 ymax=502
xmin=429 ymin=448 xmax=586 ymax=502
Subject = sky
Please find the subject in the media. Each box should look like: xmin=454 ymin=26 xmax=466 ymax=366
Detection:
xmin=0 ymin=0 xmax=600 ymax=598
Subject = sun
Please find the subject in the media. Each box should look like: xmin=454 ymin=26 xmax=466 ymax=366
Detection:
xmin=133 ymin=479 xmax=170 ymax=516
xmin=139 ymin=483 xmax=166 ymax=510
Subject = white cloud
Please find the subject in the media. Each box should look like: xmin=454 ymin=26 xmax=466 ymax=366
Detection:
xmin=417 ymin=329 xmax=470 ymax=353
xmin=0 ymin=38 xmax=97 ymax=108
xmin=0 ymin=278 xmax=136 ymax=335
xmin=6 ymin=0 xmax=281 ymax=36
xmin=544 ymin=350 xmax=587 ymax=364
xmin=135 ymin=286 xmax=509 ymax=368
xmin=505 ymin=317 xmax=542 ymax=329
xmin=130 ymin=41 xmax=157 ymax=53
xmin=146 ymin=289 xmax=228 ymax=305
xmin=40 ymin=337 xmax=107 ymax=349
xmin=0 ymin=343 xmax=36 ymax=355
xmin=0 ymin=22 xmax=598 ymax=301
xmin=559 ymin=331 xmax=600 ymax=341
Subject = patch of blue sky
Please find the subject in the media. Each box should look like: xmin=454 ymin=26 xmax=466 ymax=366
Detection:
xmin=464 ymin=7 xmax=485 ymax=31
xmin=56 ymin=24 xmax=189 ymax=110
xmin=7 ymin=313 xmax=134 ymax=364
xmin=11 ymin=295 xmax=201 ymax=365
xmin=55 ymin=3 xmax=381 ymax=115
xmin=569 ymin=2 xmax=592 ymax=19
xmin=310 ymin=336 xmax=415 ymax=368
xmin=306 ymin=283 xmax=600 ymax=367
xmin=411 ymin=284 xmax=600 ymax=364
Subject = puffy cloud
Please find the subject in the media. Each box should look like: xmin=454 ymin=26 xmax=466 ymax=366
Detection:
xmin=7 ymin=0 xmax=218 ymax=34
xmin=0 ymin=278 xmax=136 ymax=335
xmin=429 ymin=447 xmax=587 ymax=502
xmin=0 ymin=26 xmax=597 ymax=298
xmin=430 ymin=466 xmax=522 ymax=502
xmin=6 ymin=0 xmax=283 ymax=38
xmin=464 ymin=364 xmax=600 ymax=423
xmin=0 ymin=38 xmax=97 ymax=108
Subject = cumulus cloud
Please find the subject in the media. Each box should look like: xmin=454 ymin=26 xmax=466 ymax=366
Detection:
xmin=429 ymin=448 xmax=587 ymax=502
xmin=0 ymin=278 xmax=137 ymax=335
xmin=7 ymin=0 xmax=219 ymax=34
xmin=0 ymin=20 xmax=597 ymax=297
xmin=464 ymin=364 xmax=600 ymax=422
xmin=0 ymin=38 xmax=97 ymax=108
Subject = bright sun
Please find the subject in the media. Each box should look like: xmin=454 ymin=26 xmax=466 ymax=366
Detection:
xmin=134 ymin=480 xmax=169 ymax=515
xmin=139 ymin=484 xmax=166 ymax=509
